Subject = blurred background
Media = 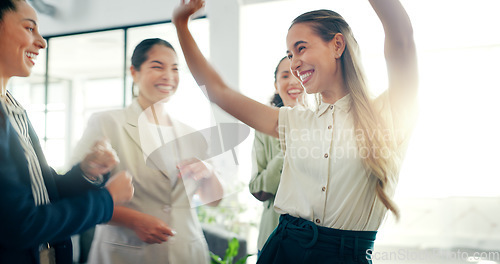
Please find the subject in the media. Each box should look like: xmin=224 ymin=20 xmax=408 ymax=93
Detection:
xmin=9 ymin=0 xmax=500 ymax=263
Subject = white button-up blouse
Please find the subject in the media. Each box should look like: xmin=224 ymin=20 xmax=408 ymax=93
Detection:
xmin=275 ymin=93 xmax=411 ymax=231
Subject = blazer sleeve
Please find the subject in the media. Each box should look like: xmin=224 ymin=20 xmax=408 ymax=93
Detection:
xmin=0 ymin=111 xmax=114 ymax=250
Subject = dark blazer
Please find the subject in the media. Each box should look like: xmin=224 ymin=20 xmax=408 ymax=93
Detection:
xmin=0 ymin=105 xmax=114 ymax=264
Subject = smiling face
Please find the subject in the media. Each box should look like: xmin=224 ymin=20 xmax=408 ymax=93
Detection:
xmin=0 ymin=1 xmax=46 ymax=79
xmin=286 ymin=22 xmax=344 ymax=98
xmin=132 ymin=44 xmax=179 ymax=109
xmin=274 ymin=58 xmax=303 ymax=107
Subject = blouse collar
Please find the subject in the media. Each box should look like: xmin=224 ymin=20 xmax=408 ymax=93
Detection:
xmin=316 ymin=93 xmax=352 ymax=117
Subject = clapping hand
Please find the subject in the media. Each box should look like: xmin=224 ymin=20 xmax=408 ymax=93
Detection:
xmin=172 ymin=0 xmax=205 ymax=27
xmin=177 ymin=158 xmax=214 ymax=181
xmin=80 ymin=139 xmax=120 ymax=179
xmin=105 ymin=171 xmax=134 ymax=204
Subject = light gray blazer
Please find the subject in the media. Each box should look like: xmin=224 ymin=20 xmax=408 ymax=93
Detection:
xmin=72 ymin=100 xmax=210 ymax=264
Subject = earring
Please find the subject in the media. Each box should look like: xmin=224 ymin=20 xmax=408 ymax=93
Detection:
xmin=132 ymin=83 xmax=138 ymax=97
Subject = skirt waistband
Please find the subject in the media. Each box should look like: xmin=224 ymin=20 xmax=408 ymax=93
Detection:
xmin=278 ymin=214 xmax=377 ymax=250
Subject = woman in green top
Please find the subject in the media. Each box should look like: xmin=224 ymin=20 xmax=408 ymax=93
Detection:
xmin=249 ymin=56 xmax=304 ymax=256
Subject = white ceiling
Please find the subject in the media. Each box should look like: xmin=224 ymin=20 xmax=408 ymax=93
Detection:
xmin=37 ymin=0 xmax=198 ymax=36
xmin=35 ymin=0 xmax=293 ymax=37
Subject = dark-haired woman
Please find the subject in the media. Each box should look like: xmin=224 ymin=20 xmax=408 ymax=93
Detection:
xmin=72 ymin=38 xmax=223 ymax=264
xmin=174 ymin=0 xmax=418 ymax=263
xmin=0 ymin=1 xmax=133 ymax=263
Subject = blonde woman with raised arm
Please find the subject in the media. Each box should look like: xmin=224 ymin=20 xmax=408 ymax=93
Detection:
xmin=173 ymin=0 xmax=418 ymax=263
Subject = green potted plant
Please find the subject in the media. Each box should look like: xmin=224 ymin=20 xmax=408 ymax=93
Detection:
xmin=210 ymin=238 xmax=253 ymax=264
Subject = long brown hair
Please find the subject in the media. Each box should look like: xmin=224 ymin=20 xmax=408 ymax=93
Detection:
xmin=292 ymin=10 xmax=401 ymax=219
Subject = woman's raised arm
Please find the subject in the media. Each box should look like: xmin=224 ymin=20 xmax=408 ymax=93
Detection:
xmin=369 ymin=0 xmax=418 ymax=124
xmin=173 ymin=0 xmax=280 ymax=137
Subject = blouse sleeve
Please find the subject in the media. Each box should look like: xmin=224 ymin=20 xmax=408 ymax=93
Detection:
xmin=278 ymin=106 xmax=291 ymax=153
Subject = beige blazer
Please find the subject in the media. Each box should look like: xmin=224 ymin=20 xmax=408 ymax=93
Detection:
xmin=72 ymin=100 xmax=210 ymax=264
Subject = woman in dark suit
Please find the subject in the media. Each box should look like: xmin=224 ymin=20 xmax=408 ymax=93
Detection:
xmin=0 ymin=1 xmax=134 ymax=263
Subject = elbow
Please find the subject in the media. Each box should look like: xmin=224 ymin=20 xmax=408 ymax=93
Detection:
xmin=387 ymin=22 xmax=415 ymax=53
xmin=206 ymin=83 xmax=230 ymax=105
xmin=396 ymin=15 xmax=415 ymax=44
xmin=399 ymin=25 xmax=416 ymax=50
xmin=403 ymin=33 xmax=416 ymax=52
xmin=392 ymin=34 xmax=415 ymax=53
xmin=251 ymin=191 xmax=273 ymax=202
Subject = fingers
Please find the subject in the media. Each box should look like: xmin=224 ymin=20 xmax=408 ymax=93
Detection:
xmin=150 ymin=227 xmax=175 ymax=244
xmin=106 ymin=171 xmax=134 ymax=204
xmin=82 ymin=139 xmax=120 ymax=177
xmin=176 ymin=158 xmax=198 ymax=178
xmin=177 ymin=158 xmax=211 ymax=180
xmin=142 ymin=224 xmax=176 ymax=244
xmin=91 ymin=139 xmax=120 ymax=166
xmin=134 ymin=213 xmax=176 ymax=244
xmin=176 ymin=157 xmax=197 ymax=168
xmin=174 ymin=0 xmax=205 ymax=24
xmin=193 ymin=0 xmax=205 ymax=8
xmin=162 ymin=226 xmax=176 ymax=237
xmin=178 ymin=167 xmax=210 ymax=181
xmin=143 ymin=233 xmax=166 ymax=244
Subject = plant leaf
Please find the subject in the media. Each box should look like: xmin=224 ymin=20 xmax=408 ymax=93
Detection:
xmin=235 ymin=254 xmax=254 ymax=264
xmin=224 ymin=237 xmax=240 ymax=259
xmin=210 ymin=251 xmax=223 ymax=264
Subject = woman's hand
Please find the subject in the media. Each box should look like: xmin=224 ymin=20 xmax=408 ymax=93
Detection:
xmin=111 ymin=206 xmax=175 ymax=244
xmin=177 ymin=158 xmax=214 ymax=181
xmin=178 ymin=158 xmax=223 ymax=206
xmin=105 ymin=171 xmax=134 ymax=204
xmin=132 ymin=213 xmax=176 ymax=244
xmin=172 ymin=0 xmax=205 ymax=27
xmin=80 ymin=139 xmax=119 ymax=179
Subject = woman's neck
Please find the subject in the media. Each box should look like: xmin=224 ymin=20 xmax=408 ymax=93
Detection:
xmin=321 ymin=87 xmax=348 ymax=104
xmin=320 ymin=70 xmax=348 ymax=104
xmin=138 ymin=99 xmax=172 ymax=126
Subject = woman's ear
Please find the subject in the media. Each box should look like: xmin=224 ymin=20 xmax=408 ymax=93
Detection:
xmin=130 ymin=65 xmax=138 ymax=81
xmin=274 ymin=81 xmax=278 ymax=92
xmin=329 ymin=33 xmax=346 ymax=59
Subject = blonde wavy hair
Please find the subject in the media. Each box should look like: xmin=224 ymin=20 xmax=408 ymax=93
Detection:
xmin=292 ymin=10 xmax=401 ymax=219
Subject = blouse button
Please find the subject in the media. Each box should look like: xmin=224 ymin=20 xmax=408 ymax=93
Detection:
xmin=316 ymin=219 xmax=321 ymax=224
xmin=324 ymin=153 xmax=329 ymax=158
xmin=322 ymin=186 xmax=326 ymax=192
xmin=327 ymin=125 xmax=332 ymax=129
xmin=329 ymin=105 xmax=334 ymax=110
